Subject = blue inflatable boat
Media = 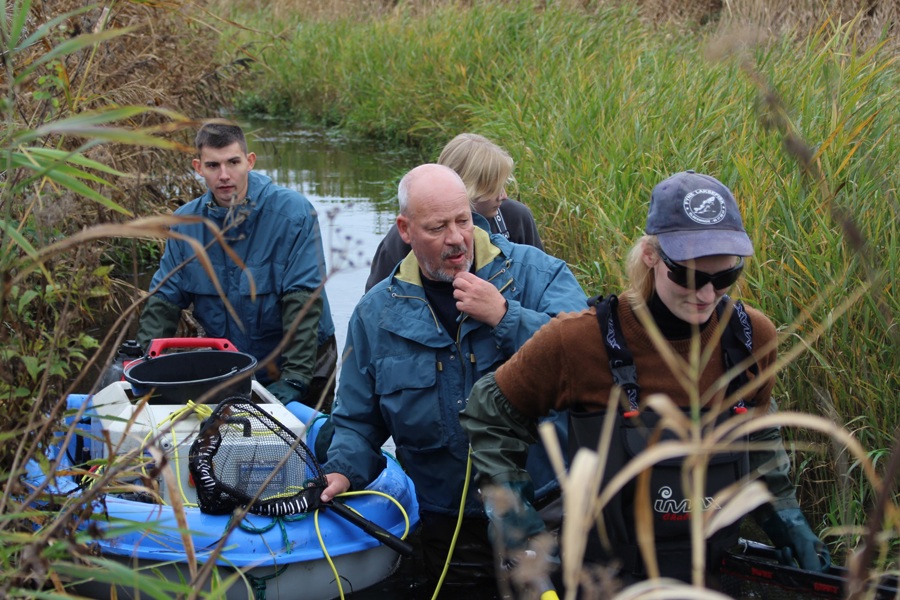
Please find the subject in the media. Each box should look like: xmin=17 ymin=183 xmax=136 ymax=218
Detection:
xmin=34 ymin=376 xmax=419 ymax=600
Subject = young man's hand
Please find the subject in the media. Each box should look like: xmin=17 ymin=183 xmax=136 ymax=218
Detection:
xmin=266 ymin=378 xmax=309 ymax=405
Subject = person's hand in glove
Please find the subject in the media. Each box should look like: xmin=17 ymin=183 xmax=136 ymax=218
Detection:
xmin=760 ymin=507 xmax=831 ymax=571
xmin=483 ymin=480 xmax=547 ymax=553
xmin=483 ymin=480 xmax=559 ymax=598
xmin=135 ymin=296 xmax=182 ymax=351
xmin=266 ymin=377 xmax=309 ymax=406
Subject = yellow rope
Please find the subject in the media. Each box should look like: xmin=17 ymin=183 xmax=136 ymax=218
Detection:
xmin=429 ymin=446 xmax=473 ymax=600
xmin=314 ymin=508 xmax=345 ymax=599
xmin=137 ymin=400 xmax=211 ymax=507
xmin=335 ymin=489 xmax=413 ymax=542
xmin=312 ymin=487 xmax=415 ymax=600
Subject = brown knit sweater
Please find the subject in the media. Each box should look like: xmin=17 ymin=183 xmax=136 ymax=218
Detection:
xmin=494 ymin=292 xmax=778 ymax=417
xmin=459 ymin=292 xmax=799 ymax=529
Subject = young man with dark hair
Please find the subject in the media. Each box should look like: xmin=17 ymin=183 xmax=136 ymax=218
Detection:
xmin=137 ymin=121 xmax=337 ymax=410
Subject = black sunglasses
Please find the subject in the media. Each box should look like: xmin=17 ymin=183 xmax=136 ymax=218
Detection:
xmin=657 ymin=248 xmax=744 ymax=290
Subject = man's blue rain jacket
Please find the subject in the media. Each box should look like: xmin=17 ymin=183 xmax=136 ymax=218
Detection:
xmin=324 ymin=227 xmax=587 ymax=516
xmin=146 ymin=171 xmax=335 ymax=365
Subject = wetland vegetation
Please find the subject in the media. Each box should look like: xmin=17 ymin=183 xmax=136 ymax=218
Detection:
xmin=1 ymin=0 xmax=897 ymax=597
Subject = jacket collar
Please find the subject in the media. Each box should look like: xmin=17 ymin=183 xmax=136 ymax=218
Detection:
xmin=203 ymin=171 xmax=271 ymax=229
xmin=394 ymin=227 xmax=501 ymax=287
xmin=472 ymin=211 xmax=491 ymax=234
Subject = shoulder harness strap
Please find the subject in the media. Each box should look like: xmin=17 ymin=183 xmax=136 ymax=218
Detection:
xmin=716 ymin=295 xmax=758 ymax=413
xmin=589 ymin=294 xmax=640 ymax=416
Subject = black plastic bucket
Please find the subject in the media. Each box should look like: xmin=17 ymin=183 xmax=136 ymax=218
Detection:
xmin=124 ymin=350 xmax=257 ymax=404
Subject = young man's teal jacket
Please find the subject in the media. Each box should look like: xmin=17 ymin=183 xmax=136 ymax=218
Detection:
xmin=144 ymin=171 xmax=335 ymax=374
xmin=324 ymin=225 xmax=587 ymax=515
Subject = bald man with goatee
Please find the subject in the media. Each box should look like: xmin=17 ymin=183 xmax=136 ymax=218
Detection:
xmin=319 ymin=163 xmax=587 ymax=591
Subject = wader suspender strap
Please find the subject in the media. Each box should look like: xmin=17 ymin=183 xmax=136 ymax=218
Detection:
xmin=716 ymin=295 xmax=757 ymax=412
xmin=591 ymin=295 xmax=640 ymax=415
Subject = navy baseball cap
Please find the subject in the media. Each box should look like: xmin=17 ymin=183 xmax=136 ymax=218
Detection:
xmin=645 ymin=171 xmax=754 ymax=261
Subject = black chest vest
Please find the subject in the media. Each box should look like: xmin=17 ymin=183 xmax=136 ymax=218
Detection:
xmin=568 ymin=294 xmax=758 ymax=582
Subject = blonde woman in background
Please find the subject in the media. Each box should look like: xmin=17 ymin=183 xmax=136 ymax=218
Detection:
xmin=365 ymin=133 xmax=544 ymax=292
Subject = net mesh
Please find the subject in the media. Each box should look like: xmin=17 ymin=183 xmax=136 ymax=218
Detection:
xmin=718 ymin=570 xmax=824 ymax=600
xmin=717 ymin=545 xmax=899 ymax=600
xmin=189 ymin=396 xmax=327 ymax=516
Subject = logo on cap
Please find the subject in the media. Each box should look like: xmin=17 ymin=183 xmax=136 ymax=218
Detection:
xmin=683 ymin=189 xmax=726 ymax=225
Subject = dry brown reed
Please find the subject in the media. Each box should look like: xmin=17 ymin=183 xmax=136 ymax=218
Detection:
xmin=714 ymin=0 xmax=898 ymax=46
xmin=0 ymin=0 xmax=244 ymax=474
xmin=5 ymin=0 xmax=247 ymax=222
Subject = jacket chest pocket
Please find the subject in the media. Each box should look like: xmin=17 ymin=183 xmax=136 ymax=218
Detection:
xmin=464 ymin=329 xmax=506 ymax=374
xmin=375 ymin=353 xmax=446 ymax=451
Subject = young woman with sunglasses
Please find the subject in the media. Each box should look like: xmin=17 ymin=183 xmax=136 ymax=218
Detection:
xmin=459 ymin=171 xmax=829 ymax=590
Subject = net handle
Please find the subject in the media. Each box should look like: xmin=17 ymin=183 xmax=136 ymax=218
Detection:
xmin=737 ymin=537 xmax=782 ymax=560
xmin=326 ymin=500 xmax=413 ymax=556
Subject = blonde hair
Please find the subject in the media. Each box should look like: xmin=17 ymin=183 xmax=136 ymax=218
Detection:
xmin=625 ymin=235 xmax=659 ymax=302
xmin=438 ymin=133 xmax=513 ymax=205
